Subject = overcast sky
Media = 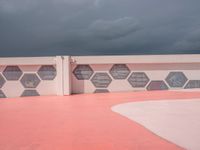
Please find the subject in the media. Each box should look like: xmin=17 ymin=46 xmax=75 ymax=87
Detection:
xmin=0 ymin=0 xmax=200 ymax=56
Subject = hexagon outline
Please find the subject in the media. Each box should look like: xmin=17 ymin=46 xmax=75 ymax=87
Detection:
xmin=184 ymin=80 xmax=200 ymax=89
xmin=91 ymin=72 xmax=112 ymax=88
xmin=165 ymin=72 xmax=188 ymax=88
xmin=21 ymin=90 xmax=40 ymax=97
xmin=73 ymin=65 xmax=94 ymax=80
xmin=3 ymin=66 xmax=23 ymax=81
xmin=94 ymin=89 xmax=109 ymax=93
xmin=109 ymin=64 xmax=130 ymax=80
xmin=20 ymin=73 xmax=41 ymax=88
xmin=128 ymin=72 xmax=150 ymax=88
xmin=0 ymin=90 xmax=6 ymax=98
xmin=0 ymin=74 xmax=6 ymax=88
xmin=147 ymin=80 xmax=169 ymax=91
xmin=37 ymin=65 xmax=57 ymax=80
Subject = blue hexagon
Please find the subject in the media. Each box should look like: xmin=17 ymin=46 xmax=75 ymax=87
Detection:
xmin=165 ymin=72 xmax=188 ymax=88
xmin=109 ymin=64 xmax=130 ymax=79
xmin=20 ymin=74 xmax=41 ymax=88
xmin=91 ymin=73 xmax=112 ymax=88
xmin=147 ymin=81 xmax=168 ymax=91
xmin=21 ymin=90 xmax=39 ymax=97
xmin=0 ymin=74 xmax=6 ymax=88
xmin=0 ymin=90 xmax=6 ymax=98
xmin=73 ymin=65 xmax=94 ymax=80
xmin=3 ymin=66 xmax=23 ymax=80
xmin=128 ymin=72 xmax=150 ymax=88
xmin=37 ymin=65 xmax=56 ymax=80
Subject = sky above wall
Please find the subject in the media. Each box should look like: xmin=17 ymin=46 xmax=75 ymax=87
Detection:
xmin=0 ymin=0 xmax=200 ymax=56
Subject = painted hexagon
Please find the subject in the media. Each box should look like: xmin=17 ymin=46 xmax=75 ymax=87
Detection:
xmin=0 ymin=90 xmax=6 ymax=98
xmin=94 ymin=89 xmax=109 ymax=93
xmin=20 ymin=74 xmax=41 ymax=88
xmin=21 ymin=90 xmax=39 ymax=97
xmin=3 ymin=66 xmax=23 ymax=80
xmin=165 ymin=72 xmax=188 ymax=88
xmin=73 ymin=65 xmax=94 ymax=80
xmin=109 ymin=64 xmax=130 ymax=79
xmin=0 ymin=74 xmax=6 ymax=88
xmin=184 ymin=80 xmax=200 ymax=89
xmin=147 ymin=81 xmax=168 ymax=91
xmin=37 ymin=65 xmax=56 ymax=80
xmin=91 ymin=73 xmax=112 ymax=88
xmin=128 ymin=72 xmax=150 ymax=88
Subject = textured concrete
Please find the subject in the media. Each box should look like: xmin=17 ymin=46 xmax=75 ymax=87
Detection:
xmin=112 ymin=99 xmax=200 ymax=150
xmin=1 ymin=91 xmax=200 ymax=150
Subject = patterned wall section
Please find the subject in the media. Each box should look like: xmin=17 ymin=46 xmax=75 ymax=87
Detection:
xmin=1 ymin=62 xmax=200 ymax=97
xmin=73 ymin=65 xmax=94 ymax=80
xmin=165 ymin=72 xmax=188 ymax=88
xmin=91 ymin=73 xmax=112 ymax=88
xmin=0 ymin=65 xmax=57 ymax=98
xmin=109 ymin=64 xmax=130 ymax=79
xmin=184 ymin=80 xmax=200 ymax=89
xmin=72 ymin=64 xmax=200 ymax=94
xmin=147 ymin=81 xmax=169 ymax=91
xmin=128 ymin=72 xmax=149 ymax=88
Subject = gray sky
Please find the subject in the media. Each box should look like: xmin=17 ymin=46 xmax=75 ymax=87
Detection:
xmin=0 ymin=0 xmax=200 ymax=56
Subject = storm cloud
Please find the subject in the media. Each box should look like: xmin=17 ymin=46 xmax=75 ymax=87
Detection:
xmin=0 ymin=0 xmax=200 ymax=56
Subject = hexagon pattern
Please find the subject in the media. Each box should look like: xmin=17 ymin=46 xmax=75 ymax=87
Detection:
xmin=3 ymin=66 xmax=22 ymax=80
xmin=0 ymin=90 xmax=6 ymax=98
xmin=20 ymin=73 xmax=41 ymax=88
xmin=184 ymin=80 xmax=200 ymax=89
xmin=128 ymin=72 xmax=149 ymax=87
xmin=94 ymin=89 xmax=109 ymax=93
xmin=109 ymin=64 xmax=130 ymax=79
xmin=91 ymin=73 xmax=112 ymax=88
xmin=21 ymin=90 xmax=39 ymax=97
xmin=2 ymin=62 xmax=200 ymax=98
xmin=165 ymin=72 xmax=188 ymax=88
xmin=0 ymin=74 xmax=6 ymax=88
xmin=37 ymin=65 xmax=56 ymax=80
xmin=73 ymin=65 xmax=94 ymax=80
xmin=147 ymin=81 xmax=168 ymax=91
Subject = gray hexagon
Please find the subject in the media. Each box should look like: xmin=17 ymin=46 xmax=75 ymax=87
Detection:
xmin=91 ymin=73 xmax=112 ymax=88
xmin=147 ymin=80 xmax=168 ymax=91
xmin=21 ymin=90 xmax=39 ymax=97
xmin=184 ymin=80 xmax=200 ymax=89
xmin=0 ymin=74 xmax=6 ymax=88
xmin=165 ymin=72 xmax=188 ymax=88
xmin=20 ymin=74 xmax=41 ymax=88
xmin=94 ymin=89 xmax=109 ymax=93
xmin=37 ymin=65 xmax=56 ymax=80
xmin=0 ymin=90 xmax=6 ymax=98
xmin=73 ymin=65 xmax=94 ymax=80
xmin=3 ymin=66 xmax=23 ymax=80
xmin=128 ymin=72 xmax=150 ymax=87
xmin=109 ymin=64 xmax=130 ymax=79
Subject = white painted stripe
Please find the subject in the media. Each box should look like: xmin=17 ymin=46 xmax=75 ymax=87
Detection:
xmin=112 ymin=99 xmax=200 ymax=150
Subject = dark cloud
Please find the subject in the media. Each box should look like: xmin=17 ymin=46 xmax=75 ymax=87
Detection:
xmin=88 ymin=17 xmax=140 ymax=40
xmin=0 ymin=0 xmax=200 ymax=56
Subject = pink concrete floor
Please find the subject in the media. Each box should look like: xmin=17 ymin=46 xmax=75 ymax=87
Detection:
xmin=1 ymin=91 xmax=200 ymax=150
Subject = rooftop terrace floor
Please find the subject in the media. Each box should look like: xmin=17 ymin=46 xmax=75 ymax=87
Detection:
xmin=1 ymin=91 xmax=200 ymax=150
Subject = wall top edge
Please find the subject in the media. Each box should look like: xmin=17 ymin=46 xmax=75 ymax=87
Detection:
xmin=1 ymin=54 xmax=200 ymax=65
xmin=71 ymin=54 xmax=200 ymax=64
xmin=0 ymin=56 xmax=57 ymax=65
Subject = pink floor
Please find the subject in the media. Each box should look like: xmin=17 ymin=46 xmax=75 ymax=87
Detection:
xmin=1 ymin=91 xmax=200 ymax=150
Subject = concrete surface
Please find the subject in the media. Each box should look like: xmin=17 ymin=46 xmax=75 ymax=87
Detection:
xmin=112 ymin=99 xmax=200 ymax=150
xmin=1 ymin=91 xmax=200 ymax=150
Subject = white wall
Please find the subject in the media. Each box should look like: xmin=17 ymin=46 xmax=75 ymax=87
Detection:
xmin=1 ymin=54 xmax=200 ymax=98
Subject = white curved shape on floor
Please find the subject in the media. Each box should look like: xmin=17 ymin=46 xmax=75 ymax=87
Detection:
xmin=112 ymin=99 xmax=200 ymax=150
